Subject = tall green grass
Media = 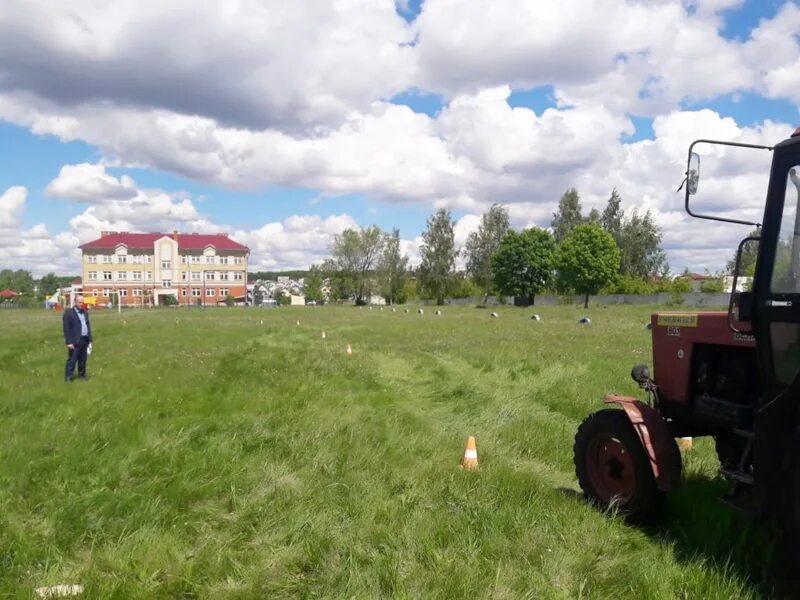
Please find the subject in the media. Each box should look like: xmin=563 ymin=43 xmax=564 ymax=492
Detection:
xmin=0 ymin=305 xmax=770 ymax=598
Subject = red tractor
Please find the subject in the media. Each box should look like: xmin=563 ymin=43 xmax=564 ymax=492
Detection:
xmin=574 ymin=128 xmax=800 ymax=530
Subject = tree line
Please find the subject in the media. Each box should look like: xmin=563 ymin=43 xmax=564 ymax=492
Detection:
xmin=0 ymin=270 xmax=78 ymax=305
xmin=318 ymin=188 xmax=686 ymax=308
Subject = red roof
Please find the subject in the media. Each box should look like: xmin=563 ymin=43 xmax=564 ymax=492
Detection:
xmin=0 ymin=289 xmax=18 ymax=297
xmin=79 ymin=232 xmax=248 ymax=252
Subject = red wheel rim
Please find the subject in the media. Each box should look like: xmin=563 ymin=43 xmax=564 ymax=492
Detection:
xmin=586 ymin=434 xmax=636 ymax=504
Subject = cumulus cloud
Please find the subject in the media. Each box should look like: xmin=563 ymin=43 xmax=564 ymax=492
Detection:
xmin=0 ymin=186 xmax=27 ymax=229
xmin=0 ymin=186 xmax=82 ymax=274
xmin=2 ymin=0 xmax=800 ymax=275
xmin=0 ymin=0 xmax=415 ymax=132
xmin=2 ymin=168 xmax=368 ymax=275
xmin=46 ymin=163 xmax=138 ymax=202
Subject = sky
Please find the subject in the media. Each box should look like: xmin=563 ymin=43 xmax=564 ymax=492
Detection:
xmin=1 ymin=0 xmax=799 ymax=276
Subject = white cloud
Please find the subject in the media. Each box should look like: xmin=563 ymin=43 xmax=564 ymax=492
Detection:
xmin=0 ymin=0 xmax=415 ymax=132
xmin=0 ymin=186 xmax=27 ymax=229
xmin=0 ymin=186 xmax=82 ymax=275
xmin=46 ymin=163 xmax=137 ymax=202
xmin=235 ymin=214 xmax=360 ymax=271
xmin=2 ymin=1 xmax=800 ymax=275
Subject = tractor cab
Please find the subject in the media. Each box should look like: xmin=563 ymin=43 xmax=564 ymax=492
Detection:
xmin=574 ymin=128 xmax=800 ymax=532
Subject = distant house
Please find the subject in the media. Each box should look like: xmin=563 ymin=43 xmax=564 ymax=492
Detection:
xmin=0 ymin=289 xmax=18 ymax=302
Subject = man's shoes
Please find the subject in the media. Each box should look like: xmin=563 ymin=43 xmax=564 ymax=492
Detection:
xmin=65 ymin=377 xmax=73 ymax=383
xmin=77 ymin=375 xmax=89 ymax=381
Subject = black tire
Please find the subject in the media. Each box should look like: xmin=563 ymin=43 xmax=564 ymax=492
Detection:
xmin=574 ymin=408 xmax=666 ymax=524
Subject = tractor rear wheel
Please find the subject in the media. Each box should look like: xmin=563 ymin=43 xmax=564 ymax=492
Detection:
xmin=574 ymin=408 xmax=665 ymax=523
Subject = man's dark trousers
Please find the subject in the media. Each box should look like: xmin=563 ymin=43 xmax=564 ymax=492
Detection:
xmin=65 ymin=336 xmax=90 ymax=380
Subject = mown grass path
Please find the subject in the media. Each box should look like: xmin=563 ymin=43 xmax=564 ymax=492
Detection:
xmin=0 ymin=305 xmax=769 ymax=598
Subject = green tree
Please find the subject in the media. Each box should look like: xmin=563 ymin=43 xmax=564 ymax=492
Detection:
xmin=418 ymin=208 xmax=457 ymax=305
xmin=225 ymin=294 xmax=235 ymax=307
xmin=38 ymin=272 xmax=60 ymax=296
xmin=464 ymin=204 xmax=510 ymax=303
xmin=700 ymin=271 xmax=725 ymax=293
xmin=601 ymin=188 xmax=624 ymax=239
xmin=558 ymin=223 xmax=620 ymax=308
xmin=551 ymin=188 xmax=584 ymax=243
xmin=378 ymin=229 xmax=409 ymax=305
xmin=304 ymin=265 xmax=325 ymax=303
xmin=726 ymin=227 xmax=760 ymax=276
xmin=328 ymin=226 xmax=384 ymax=304
xmin=599 ymin=190 xmax=668 ymax=281
xmin=0 ymin=269 xmax=35 ymax=294
xmin=492 ymin=228 xmax=556 ymax=306
xmin=617 ymin=209 xmax=668 ymax=278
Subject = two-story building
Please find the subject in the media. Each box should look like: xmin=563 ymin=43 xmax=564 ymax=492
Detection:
xmin=80 ymin=231 xmax=249 ymax=306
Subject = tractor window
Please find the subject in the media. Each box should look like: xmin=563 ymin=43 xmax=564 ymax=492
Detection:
xmin=770 ymin=166 xmax=800 ymax=293
xmin=770 ymin=322 xmax=800 ymax=385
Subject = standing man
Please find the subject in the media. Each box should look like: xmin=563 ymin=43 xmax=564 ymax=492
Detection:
xmin=63 ymin=294 xmax=93 ymax=382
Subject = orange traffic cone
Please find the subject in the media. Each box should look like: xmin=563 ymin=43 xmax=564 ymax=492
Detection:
xmin=461 ymin=436 xmax=479 ymax=469
xmin=346 ymin=344 xmax=353 ymax=356
xmin=678 ymin=437 xmax=693 ymax=450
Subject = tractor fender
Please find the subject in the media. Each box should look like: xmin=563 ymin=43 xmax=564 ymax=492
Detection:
xmin=603 ymin=395 xmax=681 ymax=491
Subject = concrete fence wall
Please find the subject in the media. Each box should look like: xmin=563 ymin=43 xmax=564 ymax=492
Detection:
xmin=418 ymin=292 xmax=731 ymax=307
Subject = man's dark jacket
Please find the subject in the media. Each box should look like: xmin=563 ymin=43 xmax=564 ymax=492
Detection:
xmin=62 ymin=307 xmax=93 ymax=346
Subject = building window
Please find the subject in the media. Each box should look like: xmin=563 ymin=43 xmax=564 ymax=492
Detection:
xmin=132 ymin=271 xmax=142 ymax=281
xmin=219 ymin=272 xmax=229 ymax=281
xmin=145 ymin=255 xmax=153 ymax=264
xmin=181 ymin=256 xmax=188 ymax=264
xmin=161 ymin=260 xmax=171 ymax=269
xmin=234 ymin=272 xmax=243 ymax=281
xmin=162 ymin=279 xmax=171 ymax=288
xmin=133 ymin=255 xmax=143 ymax=264
xmin=181 ymin=272 xmax=187 ymax=281
xmin=118 ymin=271 xmax=127 ymax=280
xmin=205 ymin=255 xmax=215 ymax=264
xmin=118 ymin=255 xmax=127 ymax=264
xmin=234 ymin=256 xmax=243 ymax=264
xmin=191 ymin=272 xmax=200 ymax=281
xmin=102 ymin=288 xmax=111 ymax=297
xmin=206 ymin=288 xmax=215 ymax=297
xmin=132 ymin=289 xmax=142 ymax=297
xmin=103 ymin=271 xmax=112 ymax=281
xmin=88 ymin=271 xmax=97 ymax=281
xmin=119 ymin=289 xmax=128 ymax=297
xmin=181 ymin=289 xmax=187 ymax=296
xmin=206 ymin=272 xmax=216 ymax=280
xmin=220 ymin=256 xmax=229 ymax=265
xmin=191 ymin=255 xmax=201 ymax=264
xmin=92 ymin=289 xmax=99 ymax=296
xmin=192 ymin=288 xmax=201 ymax=297
xmin=220 ymin=288 xmax=229 ymax=297
xmin=103 ymin=255 xmax=112 ymax=264
xmin=88 ymin=255 xmax=97 ymax=264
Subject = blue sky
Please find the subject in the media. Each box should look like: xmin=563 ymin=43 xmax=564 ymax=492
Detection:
xmin=1 ymin=0 xmax=799 ymax=275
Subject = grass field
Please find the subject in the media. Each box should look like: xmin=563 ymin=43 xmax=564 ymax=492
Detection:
xmin=0 ymin=304 xmax=773 ymax=598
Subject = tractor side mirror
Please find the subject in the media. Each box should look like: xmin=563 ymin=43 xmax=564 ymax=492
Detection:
xmin=687 ymin=152 xmax=700 ymax=195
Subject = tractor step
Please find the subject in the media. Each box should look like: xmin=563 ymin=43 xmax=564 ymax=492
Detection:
xmin=720 ymin=467 xmax=754 ymax=485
